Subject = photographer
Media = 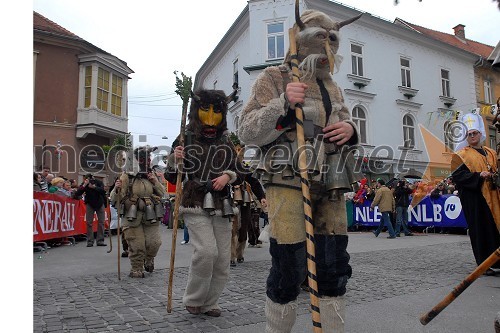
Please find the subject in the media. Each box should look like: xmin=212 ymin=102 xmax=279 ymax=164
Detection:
xmin=74 ymin=173 xmax=107 ymax=247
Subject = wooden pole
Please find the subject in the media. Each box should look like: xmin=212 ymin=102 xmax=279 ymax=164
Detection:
xmin=167 ymin=72 xmax=191 ymax=313
xmin=420 ymin=247 xmax=500 ymax=325
xmin=116 ymin=192 xmax=121 ymax=280
xmin=289 ymin=26 xmax=322 ymax=333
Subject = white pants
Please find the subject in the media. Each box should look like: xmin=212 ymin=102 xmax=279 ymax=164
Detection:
xmin=182 ymin=212 xmax=232 ymax=313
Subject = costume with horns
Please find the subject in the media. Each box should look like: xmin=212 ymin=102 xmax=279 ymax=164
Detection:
xmin=238 ymin=7 xmax=362 ymax=332
xmin=112 ymin=145 xmax=167 ymax=278
xmin=165 ymin=88 xmax=240 ymax=316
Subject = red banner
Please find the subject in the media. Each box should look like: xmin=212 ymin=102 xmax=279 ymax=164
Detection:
xmin=33 ymin=192 xmax=110 ymax=242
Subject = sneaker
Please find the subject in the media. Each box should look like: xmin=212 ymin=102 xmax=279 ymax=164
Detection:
xmin=181 ymin=240 xmax=189 ymax=245
xmin=405 ymin=232 xmax=414 ymax=236
xmin=396 ymin=234 xmax=401 ymax=237
xmin=86 ymin=242 xmax=94 ymax=247
xmin=96 ymin=242 xmax=106 ymax=247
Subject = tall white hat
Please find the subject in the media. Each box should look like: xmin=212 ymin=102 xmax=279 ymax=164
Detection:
xmin=454 ymin=111 xmax=487 ymax=151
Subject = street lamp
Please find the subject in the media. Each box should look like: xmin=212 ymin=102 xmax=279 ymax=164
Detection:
xmin=162 ymin=136 xmax=168 ymax=140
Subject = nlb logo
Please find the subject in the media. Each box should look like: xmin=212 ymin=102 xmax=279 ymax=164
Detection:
xmin=443 ymin=195 xmax=462 ymax=220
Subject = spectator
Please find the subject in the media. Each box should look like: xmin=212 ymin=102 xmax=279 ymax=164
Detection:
xmin=48 ymin=177 xmax=65 ymax=194
xmin=393 ymin=179 xmax=414 ymax=237
xmin=33 ymin=172 xmax=43 ymax=191
xmin=39 ymin=167 xmax=50 ymax=192
xmin=451 ymin=112 xmax=500 ymax=276
xmin=353 ymin=178 xmax=368 ymax=206
xmin=430 ymin=182 xmax=449 ymax=199
xmin=370 ymin=179 xmax=397 ymax=239
xmin=74 ymin=174 xmax=107 ymax=247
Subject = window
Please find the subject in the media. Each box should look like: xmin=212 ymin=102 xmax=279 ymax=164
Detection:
xmin=233 ymin=59 xmax=239 ymax=87
xmin=97 ymin=68 xmax=110 ymax=111
xmin=441 ymin=69 xmax=451 ymax=97
xmin=267 ymin=22 xmax=284 ymax=60
xmin=234 ymin=115 xmax=239 ymax=132
xmin=351 ymin=44 xmax=363 ymax=76
xmin=489 ymin=127 xmax=497 ymax=149
xmin=400 ymin=58 xmax=411 ymax=88
xmin=484 ymin=80 xmax=492 ymax=104
xmin=444 ymin=121 xmax=454 ymax=152
xmin=111 ymin=76 xmax=122 ymax=116
xmin=83 ymin=65 xmax=125 ymax=116
xmin=403 ymin=114 xmax=415 ymax=148
xmin=84 ymin=66 xmax=92 ymax=108
xmin=351 ymin=106 xmax=367 ymax=143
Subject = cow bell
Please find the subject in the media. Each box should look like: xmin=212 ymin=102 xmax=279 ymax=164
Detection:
xmin=203 ymin=191 xmax=216 ymax=215
xmin=325 ymin=153 xmax=351 ymax=201
xmin=119 ymin=203 xmax=125 ymax=217
xmin=233 ymin=185 xmax=243 ymax=203
xmin=242 ymin=188 xmax=252 ymax=206
xmin=154 ymin=203 xmax=165 ymax=219
xmin=221 ymin=197 xmax=234 ymax=218
xmin=127 ymin=204 xmax=137 ymax=221
xmin=145 ymin=204 xmax=156 ymax=221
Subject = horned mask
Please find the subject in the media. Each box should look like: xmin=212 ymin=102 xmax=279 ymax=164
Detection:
xmin=188 ymin=86 xmax=238 ymax=139
xmin=285 ymin=1 xmax=362 ymax=78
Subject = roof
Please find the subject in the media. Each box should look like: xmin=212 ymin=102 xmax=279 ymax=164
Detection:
xmin=34 ymin=11 xmax=80 ymax=40
xmin=395 ymin=18 xmax=494 ymax=59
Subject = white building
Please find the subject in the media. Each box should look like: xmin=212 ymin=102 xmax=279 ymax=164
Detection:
xmin=194 ymin=0 xmax=479 ymax=181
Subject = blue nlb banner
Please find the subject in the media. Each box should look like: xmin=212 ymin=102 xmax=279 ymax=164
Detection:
xmin=353 ymin=194 xmax=467 ymax=228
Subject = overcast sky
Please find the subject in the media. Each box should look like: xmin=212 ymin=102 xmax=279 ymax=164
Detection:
xmin=31 ymin=0 xmax=499 ymax=152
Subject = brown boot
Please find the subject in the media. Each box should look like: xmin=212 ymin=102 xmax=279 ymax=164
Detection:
xmin=144 ymin=258 xmax=154 ymax=273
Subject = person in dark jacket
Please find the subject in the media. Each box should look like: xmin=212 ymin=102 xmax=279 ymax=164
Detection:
xmin=393 ymin=179 xmax=414 ymax=237
xmin=74 ymin=174 xmax=107 ymax=247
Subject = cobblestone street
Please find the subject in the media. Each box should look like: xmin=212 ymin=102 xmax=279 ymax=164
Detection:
xmin=34 ymin=235 xmax=496 ymax=333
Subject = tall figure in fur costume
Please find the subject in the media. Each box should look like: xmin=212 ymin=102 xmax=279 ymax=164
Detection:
xmin=238 ymin=7 xmax=362 ymax=332
xmin=112 ymin=146 xmax=166 ymax=278
xmin=165 ymin=88 xmax=239 ymax=317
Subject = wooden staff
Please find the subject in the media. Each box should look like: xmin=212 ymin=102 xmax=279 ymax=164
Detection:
xmin=420 ymin=247 xmax=500 ymax=325
xmin=167 ymin=72 xmax=191 ymax=313
xmin=289 ymin=27 xmax=322 ymax=332
xmin=116 ymin=192 xmax=121 ymax=280
xmin=107 ymin=214 xmax=113 ymax=254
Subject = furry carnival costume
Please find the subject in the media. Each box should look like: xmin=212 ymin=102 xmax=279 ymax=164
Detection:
xmin=113 ymin=146 xmax=167 ymax=278
xmin=165 ymin=88 xmax=240 ymax=317
xmin=238 ymin=8 xmax=362 ymax=333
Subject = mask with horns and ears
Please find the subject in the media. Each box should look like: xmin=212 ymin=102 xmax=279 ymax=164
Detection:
xmin=188 ymin=85 xmax=238 ymax=139
xmin=134 ymin=145 xmax=157 ymax=173
xmin=285 ymin=0 xmax=362 ymax=77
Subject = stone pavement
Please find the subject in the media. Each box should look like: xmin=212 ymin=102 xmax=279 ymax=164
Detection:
xmin=33 ymin=227 xmax=500 ymax=332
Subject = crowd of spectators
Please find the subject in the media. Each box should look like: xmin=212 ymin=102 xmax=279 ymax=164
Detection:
xmin=349 ymin=176 xmax=460 ymax=234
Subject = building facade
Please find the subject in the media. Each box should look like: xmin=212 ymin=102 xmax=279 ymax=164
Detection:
xmin=195 ymin=0 xmax=494 ymax=182
xmin=33 ymin=12 xmax=133 ymax=185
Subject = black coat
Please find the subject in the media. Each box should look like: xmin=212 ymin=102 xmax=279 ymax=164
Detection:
xmin=74 ymin=178 xmax=106 ymax=210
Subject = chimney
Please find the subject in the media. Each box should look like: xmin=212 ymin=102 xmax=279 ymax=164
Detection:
xmin=453 ymin=24 xmax=466 ymax=40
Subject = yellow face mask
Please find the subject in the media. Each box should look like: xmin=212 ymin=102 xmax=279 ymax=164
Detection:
xmin=198 ymin=104 xmax=223 ymax=127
